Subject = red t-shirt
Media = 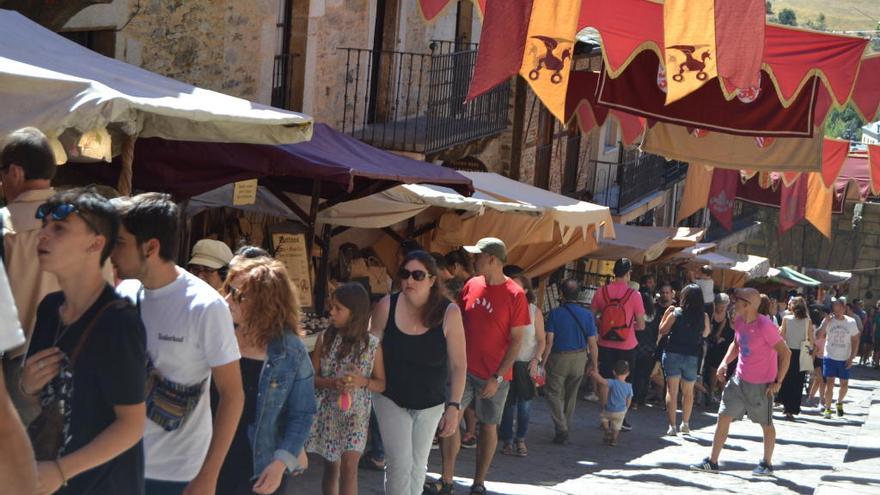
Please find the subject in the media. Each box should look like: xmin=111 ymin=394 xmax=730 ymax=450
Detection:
xmin=458 ymin=276 xmax=530 ymax=381
xmin=591 ymin=280 xmax=645 ymax=351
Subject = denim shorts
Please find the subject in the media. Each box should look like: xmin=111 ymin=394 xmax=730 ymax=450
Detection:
xmin=823 ymin=357 xmax=851 ymax=380
xmin=662 ymin=352 xmax=699 ymax=382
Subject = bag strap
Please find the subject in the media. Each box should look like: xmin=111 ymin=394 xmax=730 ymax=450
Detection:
xmin=562 ymin=304 xmax=591 ymax=348
xmin=69 ymin=299 xmax=128 ymax=366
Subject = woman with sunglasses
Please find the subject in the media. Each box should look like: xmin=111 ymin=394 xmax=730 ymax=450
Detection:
xmin=217 ymin=257 xmax=316 ymax=495
xmin=370 ymin=250 xmax=467 ymax=495
xmin=21 ymin=188 xmax=147 ymax=494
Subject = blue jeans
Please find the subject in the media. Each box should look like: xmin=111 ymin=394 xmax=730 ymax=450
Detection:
xmin=499 ymin=396 xmax=532 ymax=442
xmin=145 ymin=479 xmax=188 ymax=495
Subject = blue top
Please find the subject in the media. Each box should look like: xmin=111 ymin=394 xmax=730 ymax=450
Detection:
xmin=605 ymin=379 xmax=633 ymax=413
xmin=546 ymin=303 xmax=597 ymax=352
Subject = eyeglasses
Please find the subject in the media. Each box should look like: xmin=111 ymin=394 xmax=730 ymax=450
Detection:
xmin=188 ymin=265 xmax=217 ymax=276
xmin=36 ymin=202 xmax=99 ymax=233
xmin=398 ymin=268 xmax=429 ymax=281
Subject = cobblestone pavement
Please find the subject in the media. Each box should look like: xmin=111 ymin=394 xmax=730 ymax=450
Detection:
xmin=288 ymin=366 xmax=880 ymax=494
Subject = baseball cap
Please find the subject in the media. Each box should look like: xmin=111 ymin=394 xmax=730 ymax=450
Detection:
xmin=463 ymin=237 xmax=508 ymax=263
xmin=188 ymin=239 xmax=234 ymax=269
xmin=734 ymin=287 xmax=761 ymax=307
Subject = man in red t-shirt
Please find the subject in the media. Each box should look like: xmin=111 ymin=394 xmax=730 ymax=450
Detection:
xmin=591 ymin=258 xmax=645 ymax=431
xmin=425 ymin=237 xmax=529 ymax=495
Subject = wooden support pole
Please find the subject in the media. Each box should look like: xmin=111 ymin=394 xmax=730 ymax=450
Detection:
xmin=116 ymin=134 xmax=135 ymax=196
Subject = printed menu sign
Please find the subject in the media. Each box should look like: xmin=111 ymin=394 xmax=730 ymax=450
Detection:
xmin=233 ymin=179 xmax=258 ymax=205
xmin=271 ymin=232 xmax=313 ymax=308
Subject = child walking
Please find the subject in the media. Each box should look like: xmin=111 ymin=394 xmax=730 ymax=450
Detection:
xmin=593 ymin=361 xmax=633 ymax=446
xmin=307 ymin=283 xmax=386 ymax=495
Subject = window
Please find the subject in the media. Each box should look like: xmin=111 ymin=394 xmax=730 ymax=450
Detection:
xmin=603 ymin=122 xmax=618 ymax=152
xmin=59 ymin=30 xmax=116 ymax=58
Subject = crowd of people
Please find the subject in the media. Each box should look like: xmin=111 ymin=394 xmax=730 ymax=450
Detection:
xmin=0 ymin=126 xmax=875 ymax=495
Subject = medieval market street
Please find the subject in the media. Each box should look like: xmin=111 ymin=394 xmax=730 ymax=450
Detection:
xmin=291 ymin=365 xmax=880 ymax=494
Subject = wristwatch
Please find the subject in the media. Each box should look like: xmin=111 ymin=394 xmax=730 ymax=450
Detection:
xmin=492 ymin=373 xmax=503 ymax=384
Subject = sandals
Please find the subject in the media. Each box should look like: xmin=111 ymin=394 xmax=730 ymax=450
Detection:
xmin=515 ymin=440 xmax=528 ymax=457
xmin=501 ymin=442 xmax=515 ymax=456
xmin=470 ymin=484 xmax=487 ymax=494
xmin=424 ymin=479 xmax=455 ymax=495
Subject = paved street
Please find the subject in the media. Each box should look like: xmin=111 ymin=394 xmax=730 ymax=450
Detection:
xmin=288 ymin=366 xmax=880 ymax=494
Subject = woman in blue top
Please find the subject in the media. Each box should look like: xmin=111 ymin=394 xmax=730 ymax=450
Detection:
xmin=659 ymin=284 xmax=710 ymax=437
xmin=218 ymin=257 xmax=316 ymax=495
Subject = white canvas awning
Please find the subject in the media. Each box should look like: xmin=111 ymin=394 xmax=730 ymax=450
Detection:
xmin=588 ymin=224 xmax=678 ymax=265
xmin=0 ymin=10 xmax=311 ymax=146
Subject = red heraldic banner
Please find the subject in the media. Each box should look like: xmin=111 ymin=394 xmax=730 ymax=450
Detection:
xmin=707 ymin=168 xmax=739 ymax=231
xmin=779 ymin=173 xmax=808 ymax=234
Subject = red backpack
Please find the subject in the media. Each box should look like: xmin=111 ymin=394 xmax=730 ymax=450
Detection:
xmin=597 ymin=286 xmax=635 ymax=342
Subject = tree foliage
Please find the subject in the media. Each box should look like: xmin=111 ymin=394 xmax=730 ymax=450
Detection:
xmin=777 ymin=8 xmax=798 ymax=26
xmin=824 ymin=104 xmax=866 ymax=142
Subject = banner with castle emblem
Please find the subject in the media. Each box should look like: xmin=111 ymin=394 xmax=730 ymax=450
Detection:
xmin=518 ymin=0 xmax=582 ymax=122
xmin=662 ymin=0 xmax=718 ymax=105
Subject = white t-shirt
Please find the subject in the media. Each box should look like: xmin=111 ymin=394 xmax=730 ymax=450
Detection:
xmin=117 ymin=269 xmax=240 ymax=482
xmin=694 ymin=278 xmax=714 ymax=304
xmin=0 ymin=261 xmax=25 ymax=353
xmin=823 ymin=315 xmax=860 ymax=362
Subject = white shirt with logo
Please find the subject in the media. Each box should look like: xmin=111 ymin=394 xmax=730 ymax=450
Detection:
xmin=823 ymin=315 xmax=860 ymax=362
xmin=118 ymin=269 xmax=240 ymax=482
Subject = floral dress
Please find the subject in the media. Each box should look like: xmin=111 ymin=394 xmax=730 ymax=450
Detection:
xmin=306 ymin=333 xmax=379 ymax=461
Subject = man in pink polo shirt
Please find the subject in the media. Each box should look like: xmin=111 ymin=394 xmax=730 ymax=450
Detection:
xmin=591 ymin=258 xmax=645 ymax=432
xmin=690 ymin=288 xmax=791 ymax=477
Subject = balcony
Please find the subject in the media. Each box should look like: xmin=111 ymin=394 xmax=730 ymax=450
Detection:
xmin=592 ymin=148 xmax=687 ymax=215
xmin=339 ymin=42 xmax=511 ymax=156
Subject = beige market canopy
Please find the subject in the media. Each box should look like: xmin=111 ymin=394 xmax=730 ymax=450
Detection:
xmin=694 ymin=251 xmax=770 ymax=289
xmin=0 ymin=10 xmax=311 ymax=151
xmin=587 ymin=224 xmax=679 ymax=265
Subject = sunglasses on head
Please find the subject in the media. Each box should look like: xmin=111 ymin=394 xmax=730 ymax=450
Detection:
xmin=397 ymin=267 xmax=429 ymax=281
xmin=36 ymin=202 xmax=99 ymax=233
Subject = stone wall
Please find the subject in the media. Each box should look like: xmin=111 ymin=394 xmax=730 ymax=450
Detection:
xmin=739 ymin=201 xmax=880 ymax=300
xmin=66 ymin=0 xmax=279 ymax=104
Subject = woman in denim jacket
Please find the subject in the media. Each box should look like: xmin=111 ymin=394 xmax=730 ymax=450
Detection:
xmin=218 ymin=257 xmax=317 ymax=495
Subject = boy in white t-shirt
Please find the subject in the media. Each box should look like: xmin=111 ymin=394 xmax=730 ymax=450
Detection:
xmin=818 ymin=297 xmax=861 ymax=419
xmin=0 ymin=259 xmax=36 ymax=494
xmin=112 ymin=193 xmax=243 ymax=495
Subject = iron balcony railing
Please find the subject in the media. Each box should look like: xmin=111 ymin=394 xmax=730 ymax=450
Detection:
xmin=271 ymin=53 xmax=298 ymax=109
xmin=592 ymin=149 xmax=687 ymax=214
xmin=339 ymin=44 xmax=510 ymax=155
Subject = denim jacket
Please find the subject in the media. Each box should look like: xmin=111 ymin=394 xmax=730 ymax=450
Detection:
xmin=249 ymin=330 xmax=316 ymax=475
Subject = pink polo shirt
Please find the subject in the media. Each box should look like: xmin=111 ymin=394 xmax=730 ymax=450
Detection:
xmin=734 ymin=314 xmax=783 ymax=384
xmin=591 ymin=280 xmax=645 ymax=351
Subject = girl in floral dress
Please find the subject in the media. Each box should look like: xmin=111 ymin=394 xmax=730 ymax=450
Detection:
xmin=307 ymin=283 xmax=385 ymax=495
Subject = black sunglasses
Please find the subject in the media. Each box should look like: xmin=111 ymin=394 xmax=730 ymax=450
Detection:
xmin=398 ymin=267 xmax=429 ymax=281
xmin=36 ymin=203 xmax=99 ymax=233
xmin=227 ymin=286 xmax=244 ymax=302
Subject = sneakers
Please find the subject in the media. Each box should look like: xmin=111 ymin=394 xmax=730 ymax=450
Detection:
xmin=584 ymin=392 xmax=599 ymax=402
xmin=461 ymin=434 xmax=477 ymax=449
xmin=837 ymin=403 xmax=844 ymax=417
xmin=666 ymin=424 xmax=677 ymax=436
xmin=823 ymin=408 xmax=833 ymax=419
xmin=552 ymin=431 xmax=569 ymax=445
xmin=431 ymin=436 xmax=439 ymax=450
xmin=752 ymin=459 xmax=774 ymax=476
xmin=689 ymin=457 xmax=719 ymax=473
xmin=679 ymin=423 xmax=691 ymax=435
xmin=621 ymin=419 xmax=633 ymax=432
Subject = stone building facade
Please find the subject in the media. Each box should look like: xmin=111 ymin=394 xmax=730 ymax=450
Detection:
xmin=739 ymin=201 xmax=880 ymax=300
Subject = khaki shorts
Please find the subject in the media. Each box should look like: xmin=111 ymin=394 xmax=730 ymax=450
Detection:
xmin=718 ymin=375 xmax=773 ymax=426
xmin=601 ymin=410 xmax=627 ymax=431
xmin=461 ymin=373 xmax=510 ymax=425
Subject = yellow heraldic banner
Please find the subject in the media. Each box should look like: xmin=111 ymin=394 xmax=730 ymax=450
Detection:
xmin=663 ymin=0 xmax=718 ymax=105
xmin=519 ymin=0 xmax=582 ymax=122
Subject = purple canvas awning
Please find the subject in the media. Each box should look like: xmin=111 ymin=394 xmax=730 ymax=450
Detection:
xmin=80 ymin=123 xmax=473 ymax=201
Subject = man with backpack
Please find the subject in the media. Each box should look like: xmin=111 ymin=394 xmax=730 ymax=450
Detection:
xmin=543 ymin=279 xmax=599 ymax=444
xmin=591 ymin=258 xmax=646 ymax=431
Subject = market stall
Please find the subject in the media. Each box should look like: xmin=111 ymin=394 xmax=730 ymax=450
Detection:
xmin=586 ymin=224 xmax=679 ymax=265
xmin=0 ymin=10 xmax=313 ymax=195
